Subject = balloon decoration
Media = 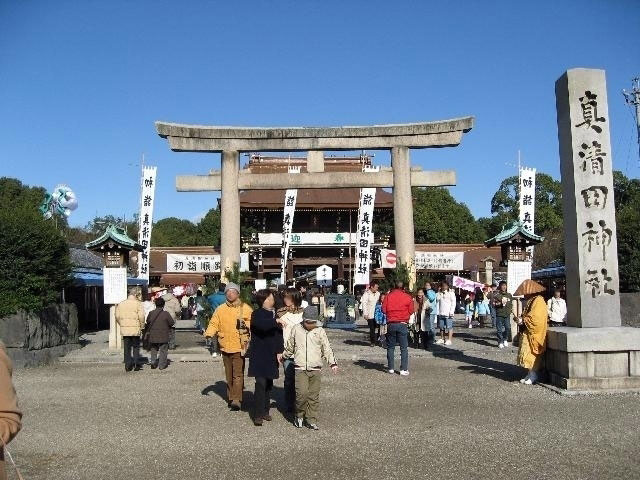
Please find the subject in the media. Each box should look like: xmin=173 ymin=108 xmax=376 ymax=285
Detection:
xmin=39 ymin=184 xmax=78 ymax=219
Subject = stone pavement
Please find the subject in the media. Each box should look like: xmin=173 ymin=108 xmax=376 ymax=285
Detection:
xmin=60 ymin=319 xmax=213 ymax=364
xmin=9 ymin=321 xmax=640 ymax=479
xmin=61 ymin=316 xmax=518 ymax=364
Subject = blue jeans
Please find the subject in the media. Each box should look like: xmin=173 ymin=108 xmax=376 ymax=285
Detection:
xmin=425 ymin=313 xmax=437 ymax=346
xmin=386 ymin=322 xmax=409 ymax=371
xmin=283 ymin=359 xmax=296 ymax=412
xmin=489 ymin=306 xmax=497 ymax=328
xmin=496 ymin=316 xmax=511 ymax=343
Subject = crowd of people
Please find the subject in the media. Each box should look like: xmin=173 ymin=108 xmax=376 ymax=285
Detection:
xmin=112 ymin=275 xmax=567 ymax=429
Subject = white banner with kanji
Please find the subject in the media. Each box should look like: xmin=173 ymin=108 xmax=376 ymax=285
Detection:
xmin=381 ymin=249 xmax=464 ymax=271
xmin=519 ymin=166 xmax=536 ymax=257
xmin=137 ymin=165 xmax=157 ymax=280
xmin=353 ymin=166 xmax=378 ymax=285
xmin=280 ymin=166 xmax=300 ymax=283
xmin=167 ymin=253 xmax=249 ymax=273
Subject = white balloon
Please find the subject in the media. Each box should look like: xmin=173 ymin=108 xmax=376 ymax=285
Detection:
xmin=53 ymin=184 xmax=78 ymax=211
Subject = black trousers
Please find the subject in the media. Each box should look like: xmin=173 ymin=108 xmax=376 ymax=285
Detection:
xmin=150 ymin=343 xmax=169 ymax=369
xmin=123 ymin=336 xmax=140 ymax=369
xmin=366 ymin=318 xmax=378 ymax=344
xmin=253 ymin=377 xmax=273 ymax=419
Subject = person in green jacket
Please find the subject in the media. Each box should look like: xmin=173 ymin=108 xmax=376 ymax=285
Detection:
xmin=492 ymin=281 xmax=514 ymax=348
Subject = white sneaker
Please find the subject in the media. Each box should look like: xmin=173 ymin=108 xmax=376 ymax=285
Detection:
xmin=524 ymin=378 xmax=533 ymax=385
xmin=445 ymin=340 xmax=452 ymax=346
xmin=435 ymin=339 xmax=445 ymax=344
xmin=211 ymin=352 xmax=218 ymax=358
xmin=519 ymin=377 xmax=527 ymax=384
xmin=388 ymin=369 xmax=395 ymax=374
xmin=498 ymin=342 xmax=505 ymax=349
xmin=503 ymin=341 xmax=510 ymax=348
xmin=399 ymin=370 xmax=410 ymax=376
xmin=468 ymin=324 xmax=473 ymax=329
xmin=295 ymin=417 xmax=304 ymax=428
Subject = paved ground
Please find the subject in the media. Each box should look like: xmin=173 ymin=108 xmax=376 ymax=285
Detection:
xmin=8 ymin=324 xmax=640 ymax=480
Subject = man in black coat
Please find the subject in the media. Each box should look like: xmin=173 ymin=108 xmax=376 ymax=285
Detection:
xmin=145 ymin=297 xmax=175 ymax=370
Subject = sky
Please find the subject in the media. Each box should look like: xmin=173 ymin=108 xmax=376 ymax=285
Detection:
xmin=1 ymin=0 xmax=639 ymax=227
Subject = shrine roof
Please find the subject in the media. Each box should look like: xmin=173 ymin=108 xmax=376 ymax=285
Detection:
xmin=69 ymin=245 xmax=104 ymax=269
xmin=483 ymin=221 xmax=545 ymax=247
xmin=239 ymin=188 xmax=393 ymax=209
xmin=85 ymin=225 xmax=144 ymax=251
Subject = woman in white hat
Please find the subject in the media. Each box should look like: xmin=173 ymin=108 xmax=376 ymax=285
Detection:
xmin=514 ymin=279 xmax=548 ymax=385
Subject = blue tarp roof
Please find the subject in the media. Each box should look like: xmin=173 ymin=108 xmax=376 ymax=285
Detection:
xmin=532 ymin=265 xmax=566 ymax=279
xmin=72 ymin=269 xmax=148 ymax=287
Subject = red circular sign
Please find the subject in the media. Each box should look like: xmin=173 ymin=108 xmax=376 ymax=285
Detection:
xmin=386 ymin=251 xmax=396 ymax=266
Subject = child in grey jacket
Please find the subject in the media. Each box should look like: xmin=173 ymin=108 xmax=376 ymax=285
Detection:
xmin=282 ymin=306 xmax=338 ymax=430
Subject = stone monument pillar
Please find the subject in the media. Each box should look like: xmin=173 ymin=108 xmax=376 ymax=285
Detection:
xmin=546 ymin=68 xmax=640 ymax=391
xmin=557 ymin=69 xmax=620 ymax=328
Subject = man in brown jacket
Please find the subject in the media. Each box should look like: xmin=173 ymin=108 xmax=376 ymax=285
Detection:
xmin=115 ymin=290 xmax=145 ymax=371
xmin=0 ymin=342 xmax=21 ymax=480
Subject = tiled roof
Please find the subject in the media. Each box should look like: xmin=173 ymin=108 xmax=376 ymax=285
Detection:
xmin=69 ymin=245 xmax=103 ymax=269
xmin=85 ymin=225 xmax=144 ymax=251
xmin=484 ymin=220 xmax=545 ymax=246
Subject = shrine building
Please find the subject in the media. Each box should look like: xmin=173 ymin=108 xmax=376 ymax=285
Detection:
xmin=240 ymin=153 xmax=392 ymax=282
xmin=144 ymin=154 xmax=504 ymax=286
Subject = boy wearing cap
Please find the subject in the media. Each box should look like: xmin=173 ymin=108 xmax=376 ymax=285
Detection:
xmin=204 ymin=282 xmax=253 ymax=411
xmin=282 ymin=306 xmax=338 ymax=430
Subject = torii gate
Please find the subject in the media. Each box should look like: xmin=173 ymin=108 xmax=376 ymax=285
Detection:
xmin=155 ymin=117 xmax=474 ymax=285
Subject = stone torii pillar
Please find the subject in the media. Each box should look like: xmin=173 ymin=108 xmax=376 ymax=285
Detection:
xmin=155 ymin=118 xmax=474 ymax=285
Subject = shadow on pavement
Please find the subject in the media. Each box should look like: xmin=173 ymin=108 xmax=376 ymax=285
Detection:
xmin=432 ymin=348 xmax=523 ymax=382
xmin=454 ymin=332 xmax=495 ymax=348
xmin=201 ymin=380 xmax=290 ymax=422
xmin=344 ymin=339 xmax=371 ymax=347
xmin=353 ymin=359 xmax=388 ymax=372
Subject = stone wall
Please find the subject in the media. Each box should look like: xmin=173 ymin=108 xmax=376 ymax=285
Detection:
xmin=0 ymin=304 xmax=79 ymax=367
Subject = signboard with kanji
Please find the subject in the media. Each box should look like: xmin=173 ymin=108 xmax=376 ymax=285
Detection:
xmin=316 ymin=264 xmax=333 ymax=287
xmin=103 ymin=267 xmax=127 ymax=304
xmin=381 ymin=249 xmax=464 ymax=271
xmin=166 ymin=253 xmax=249 ymax=273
